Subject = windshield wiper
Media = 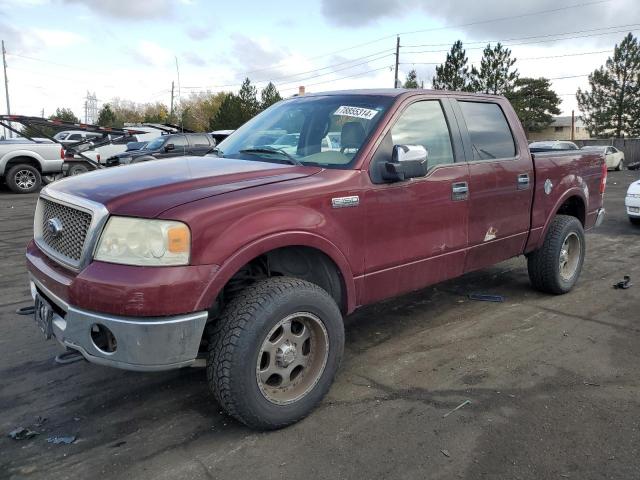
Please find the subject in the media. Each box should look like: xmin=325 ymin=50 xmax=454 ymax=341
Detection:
xmin=239 ymin=147 xmax=303 ymax=166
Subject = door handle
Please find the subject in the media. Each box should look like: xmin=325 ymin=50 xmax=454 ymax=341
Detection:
xmin=452 ymin=181 xmax=468 ymax=201
xmin=517 ymin=173 xmax=530 ymax=190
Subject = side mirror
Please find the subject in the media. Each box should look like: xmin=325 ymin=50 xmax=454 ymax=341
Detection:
xmin=382 ymin=145 xmax=428 ymax=182
xmin=164 ymin=143 xmax=175 ymax=152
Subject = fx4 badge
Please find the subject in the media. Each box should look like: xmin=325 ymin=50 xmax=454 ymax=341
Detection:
xmin=331 ymin=196 xmax=360 ymax=208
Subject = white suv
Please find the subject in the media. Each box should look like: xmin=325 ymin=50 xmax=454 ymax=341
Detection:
xmin=626 ymin=179 xmax=640 ymax=225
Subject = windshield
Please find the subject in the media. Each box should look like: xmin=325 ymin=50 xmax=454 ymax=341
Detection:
xmin=54 ymin=132 xmax=69 ymax=140
xmin=146 ymin=136 xmax=166 ymax=150
xmin=216 ymin=94 xmax=394 ymax=168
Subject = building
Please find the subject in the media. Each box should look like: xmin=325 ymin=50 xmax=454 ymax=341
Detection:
xmin=527 ymin=116 xmax=591 ymax=141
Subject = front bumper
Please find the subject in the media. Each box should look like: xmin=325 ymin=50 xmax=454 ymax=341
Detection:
xmin=31 ymin=275 xmax=208 ymax=372
xmin=626 ymin=195 xmax=640 ymax=217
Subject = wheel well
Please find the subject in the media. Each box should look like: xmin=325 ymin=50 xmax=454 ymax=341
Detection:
xmin=5 ymin=156 xmax=42 ymax=173
xmin=556 ymin=196 xmax=585 ymax=225
xmin=212 ymin=246 xmax=347 ymax=317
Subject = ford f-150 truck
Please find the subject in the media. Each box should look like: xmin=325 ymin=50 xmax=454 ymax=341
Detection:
xmin=26 ymin=89 xmax=606 ymax=429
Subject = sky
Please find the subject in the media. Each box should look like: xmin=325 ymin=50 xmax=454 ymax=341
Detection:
xmin=0 ymin=0 xmax=638 ymax=121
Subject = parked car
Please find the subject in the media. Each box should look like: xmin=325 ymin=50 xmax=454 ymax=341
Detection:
xmin=106 ymin=132 xmax=215 ymax=166
xmin=210 ymin=129 xmax=234 ymax=144
xmin=27 ymin=89 xmax=606 ymax=429
xmin=626 ymin=179 xmax=640 ymax=225
xmin=529 ymin=141 xmax=579 ymax=152
xmin=54 ymin=130 xmax=104 ymax=144
xmin=581 ymin=145 xmax=625 ymax=170
xmin=0 ymin=140 xmax=64 ymax=193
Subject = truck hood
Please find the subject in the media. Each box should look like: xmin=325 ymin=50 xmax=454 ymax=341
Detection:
xmin=47 ymin=156 xmax=321 ymax=217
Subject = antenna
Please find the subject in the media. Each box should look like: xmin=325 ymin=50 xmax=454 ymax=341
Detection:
xmin=175 ymin=56 xmax=182 ymax=132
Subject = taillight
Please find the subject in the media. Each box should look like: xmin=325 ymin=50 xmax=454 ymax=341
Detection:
xmin=600 ymin=160 xmax=607 ymax=194
xmin=60 ymin=147 xmax=64 ymax=159
xmin=97 ymin=154 xmax=101 ymax=162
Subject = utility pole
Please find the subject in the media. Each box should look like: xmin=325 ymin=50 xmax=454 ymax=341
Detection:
xmin=170 ymin=80 xmax=174 ymax=119
xmin=571 ymin=110 xmax=575 ymax=141
xmin=393 ymin=36 xmax=400 ymax=88
xmin=2 ymin=40 xmax=12 ymax=138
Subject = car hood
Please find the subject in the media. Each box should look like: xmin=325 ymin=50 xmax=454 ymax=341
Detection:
xmin=628 ymin=179 xmax=640 ymax=193
xmin=47 ymin=156 xmax=321 ymax=217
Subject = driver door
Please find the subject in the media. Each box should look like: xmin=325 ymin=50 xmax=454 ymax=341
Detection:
xmin=361 ymin=98 xmax=470 ymax=305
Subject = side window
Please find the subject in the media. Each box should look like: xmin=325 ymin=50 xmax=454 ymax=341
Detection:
xmin=458 ymin=101 xmax=516 ymax=160
xmin=390 ymin=101 xmax=454 ymax=170
xmin=68 ymin=134 xmax=82 ymax=141
xmin=172 ymin=135 xmax=188 ymax=147
xmin=191 ymin=134 xmax=211 ymax=146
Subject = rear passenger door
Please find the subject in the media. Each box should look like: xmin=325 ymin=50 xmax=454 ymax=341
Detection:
xmin=452 ymin=99 xmax=534 ymax=272
xmin=188 ymin=134 xmax=213 ymax=156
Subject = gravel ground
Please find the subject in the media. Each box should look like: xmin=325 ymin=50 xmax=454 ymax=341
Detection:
xmin=1 ymin=170 xmax=639 ymax=480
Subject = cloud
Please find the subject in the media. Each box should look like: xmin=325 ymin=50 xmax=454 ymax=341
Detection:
xmin=320 ymin=0 xmax=636 ymax=40
xmin=186 ymin=25 xmax=213 ymax=40
xmin=61 ymin=0 xmax=175 ymax=19
xmin=129 ymin=40 xmax=174 ymax=67
xmin=183 ymin=51 xmax=207 ymax=67
xmin=227 ymin=34 xmax=293 ymax=80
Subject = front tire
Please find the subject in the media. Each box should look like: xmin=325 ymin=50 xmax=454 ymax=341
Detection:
xmin=617 ymin=159 xmax=624 ymax=171
xmin=206 ymin=277 xmax=344 ymax=430
xmin=6 ymin=164 xmax=41 ymax=193
xmin=630 ymin=216 xmax=640 ymax=226
xmin=527 ymin=215 xmax=585 ymax=294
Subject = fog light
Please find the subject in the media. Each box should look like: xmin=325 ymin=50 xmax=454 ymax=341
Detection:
xmin=90 ymin=323 xmax=117 ymax=353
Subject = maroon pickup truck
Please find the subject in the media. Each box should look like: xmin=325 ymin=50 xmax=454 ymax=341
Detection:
xmin=27 ymin=89 xmax=607 ymax=429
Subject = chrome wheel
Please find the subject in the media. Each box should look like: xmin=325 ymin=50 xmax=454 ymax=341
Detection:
xmin=559 ymin=232 xmax=581 ymax=281
xmin=15 ymin=169 xmax=36 ymax=190
xmin=256 ymin=312 xmax=329 ymax=405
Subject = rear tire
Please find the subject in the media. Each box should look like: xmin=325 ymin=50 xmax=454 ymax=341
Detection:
xmin=527 ymin=215 xmax=585 ymax=294
xmin=67 ymin=164 xmax=89 ymax=176
xmin=206 ymin=277 xmax=344 ymax=430
xmin=6 ymin=164 xmax=41 ymax=194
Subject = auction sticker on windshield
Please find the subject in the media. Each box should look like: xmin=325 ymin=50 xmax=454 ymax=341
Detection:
xmin=334 ymin=106 xmax=379 ymax=120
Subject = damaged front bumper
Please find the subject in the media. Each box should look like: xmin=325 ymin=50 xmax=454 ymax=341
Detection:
xmin=30 ymin=275 xmax=208 ymax=372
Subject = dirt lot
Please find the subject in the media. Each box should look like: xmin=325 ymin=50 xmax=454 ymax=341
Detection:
xmin=1 ymin=171 xmax=639 ymax=480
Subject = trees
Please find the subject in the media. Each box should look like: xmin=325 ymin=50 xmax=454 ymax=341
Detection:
xmin=260 ymin=82 xmax=282 ymax=109
xmin=180 ymin=92 xmax=227 ymax=132
xmin=470 ymin=43 xmax=519 ymax=95
xmin=209 ymin=93 xmax=245 ymax=130
xmin=238 ymin=77 xmax=260 ymax=119
xmin=50 ymin=107 xmax=79 ymax=124
xmin=403 ymin=69 xmax=420 ymax=89
xmin=97 ymin=104 xmax=117 ymax=127
xmin=577 ymin=33 xmax=640 ymax=137
xmin=142 ymin=102 xmax=169 ymax=124
xmin=432 ymin=40 xmax=471 ymax=91
xmin=506 ymin=78 xmax=561 ymax=132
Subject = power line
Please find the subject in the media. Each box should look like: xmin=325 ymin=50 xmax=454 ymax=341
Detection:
xmin=400 ymin=49 xmax=612 ymax=65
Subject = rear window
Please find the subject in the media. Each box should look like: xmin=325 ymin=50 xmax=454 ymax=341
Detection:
xmin=459 ymin=101 xmax=516 ymax=160
xmin=191 ymin=134 xmax=211 ymax=146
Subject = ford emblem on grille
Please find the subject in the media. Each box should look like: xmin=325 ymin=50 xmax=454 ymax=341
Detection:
xmin=46 ymin=218 xmax=64 ymax=238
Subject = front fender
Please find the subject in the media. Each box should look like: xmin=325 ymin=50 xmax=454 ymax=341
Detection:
xmin=194 ymin=231 xmax=357 ymax=314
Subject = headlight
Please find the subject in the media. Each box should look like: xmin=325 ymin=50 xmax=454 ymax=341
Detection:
xmin=95 ymin=217 xmax=190 ymax=266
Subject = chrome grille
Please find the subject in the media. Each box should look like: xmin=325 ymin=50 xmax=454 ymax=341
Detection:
xmin=40 ymin=198 xmax=92 ymax=262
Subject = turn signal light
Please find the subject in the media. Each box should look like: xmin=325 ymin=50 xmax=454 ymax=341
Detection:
xmin=167 ymin=225 xmax=190 ymax=253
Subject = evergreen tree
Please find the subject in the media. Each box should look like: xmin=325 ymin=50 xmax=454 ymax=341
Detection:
xmin=50 ymin=107 xmax=80 ymax=124
xmin=260 ymin=82 xmax=283 ymax=109
xmin=577 ymin=33 xmax=640 ymax=138
xmin=97 ymin=104 xmax=118 ymax=127
xmin=238 ymin=77 xmax=260 ymax=120
xmin=209 ymin=93 xmax=245 ymax=130
xmin=403 ymin=70 xmax=420 ymax=89
xmin=470 ymin=43 xmax=519 ymax=95
xmin=432 ymin=41 xmax=471 ymax=91
xmin=506 ymin=77 xmax=561 ymax=132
